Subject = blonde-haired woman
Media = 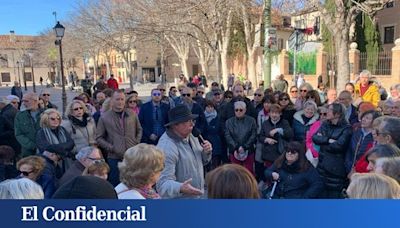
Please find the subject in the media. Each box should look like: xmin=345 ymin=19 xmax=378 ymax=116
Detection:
xmin=62 ymin=100 xmax=96 ymax=155
xmin=36 ymin=109 xmax=74 ymax=157
xmin=115 ymin=143 xmax=165 ymax=199
xmin=346 ymin=173 xmax=400 ymax=199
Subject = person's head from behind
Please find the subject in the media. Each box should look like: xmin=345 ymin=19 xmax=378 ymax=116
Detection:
xmin=83 ymin=161 xmax=110 ymax=180
xmin=346 ymin=173 xmax=400 ymax=199
xmin=206 ymin=164 xmax=259 ymax=199
xmin=365 ymin=144 xmax=400 ymax=172
xmin=0 ymin=145 xmax=15 ymax=165
xmin=0 ymin=178 xmax=44 ymax=199
xmin=52 ymin=176 xmax=117 ymax=199
xmin=16 ymin=156 xmax=46 ymax=181
xmin=118 ymin=144 xmax=165 ymax=189
xmin=374 ymin=157 xmax=400 ymax=183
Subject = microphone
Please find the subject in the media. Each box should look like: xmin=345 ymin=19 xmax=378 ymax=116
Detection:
xmin=192 ymin=128 xmax=205 ymax=144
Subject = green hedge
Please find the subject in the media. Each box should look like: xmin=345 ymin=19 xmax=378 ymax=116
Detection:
xmin=288 ymin=51 xmax=317 ymax=75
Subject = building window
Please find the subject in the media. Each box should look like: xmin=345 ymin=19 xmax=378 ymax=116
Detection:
xmin=384 ymin=26 xmax=395 ymax=44
xmin=25 ymin=72 xmax=32 ymax=81
xmin=1 ymin=72 xmax=10 ymax=82
xmin=0 ymin=54 xmax=8 ymax=67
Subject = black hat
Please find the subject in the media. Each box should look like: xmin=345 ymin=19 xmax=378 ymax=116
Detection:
xmin=52 ymin=176 xmax=117 ymax=199
xmin=164 ymin=105 xmax=198 ymax=127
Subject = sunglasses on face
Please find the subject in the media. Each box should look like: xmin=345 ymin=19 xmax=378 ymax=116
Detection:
xmin=50 ymin=117 xmax=61 ymax=121
xmin=73 ymin=107 xmax=84 ymax=111
xmin=290 ymin=90 xmax=298 ymax=93
xmin=280 ymin=98 xmax=289 ymax=101
xmin=286 ymin=150 xmax=298 ymax=154
xmin=300 ymin=90 xmax=308 ymax=93
xmin=235 ymin=109 xmax=244 ymax=112
xmin=19 ymin=170 xmax=34 ymax=176
xmin=306 ymin=96 xmax=315 ymax=99
xmin=152 ymin=93 xmax=161 ymax=96
xmin=197 ymin=91 xmax=204 ymax=94
xmin=42 ymin=94 xmax=50 ymax=96
xmin=225 ymin=96 xmax=233 ymax=99
xmin=182 ymin=94 xmax=191 ymax=97
xmin=254 ymin=93 xmax=263 ymax=97
xmin=129 ymin=100 xmax=137 ymax=104
xmin=319 ymin=112 xmax=327 ymax=116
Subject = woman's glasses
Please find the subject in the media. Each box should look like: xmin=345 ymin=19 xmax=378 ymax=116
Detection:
xmin=235 ymin=109 xmax=244 ymax=112
xmin=73 ymin=107 xmax=84 ymax=111
xmin=50 ymin=117 xmax=61 ymax=121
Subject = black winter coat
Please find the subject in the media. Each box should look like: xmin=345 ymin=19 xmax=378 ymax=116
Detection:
xmin=312 ymin=120 xmax=352 ymax=190
xmin=258 ymin=118 xmax=293 ymax=162
xmin=225 ymin=115 xmax=257 ymax=154
xmin=264 ymin=162 xmax=324 ymax=198
xmin=36 ymin=126 xmax=75 ymax=157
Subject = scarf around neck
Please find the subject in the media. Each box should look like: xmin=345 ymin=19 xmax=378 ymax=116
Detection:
xmin=204 ymin=110 xmax=217 ymax=124
xmin=43 ymin=127 xmax=68 ymax=145
xmin=69 ymin=113 xmax=89 ymax=127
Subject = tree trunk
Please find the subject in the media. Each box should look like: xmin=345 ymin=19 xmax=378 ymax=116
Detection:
xmin=247 ymin=51 xmax=257 ymax=87
xmin=220 ymin=51 xmax=229 ymax=87
xmin=180 ymin=58 xmax=190 ymax=79
xmin=335 ymin=35 xmax=350 ymax=91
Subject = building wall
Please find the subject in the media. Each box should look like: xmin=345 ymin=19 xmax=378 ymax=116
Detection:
xmin=376 ymin=0 xmax=400 ymax=51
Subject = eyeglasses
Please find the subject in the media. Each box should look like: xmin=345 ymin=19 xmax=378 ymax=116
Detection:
xmin=280 ymin=98 xmax=289 ymax=101
xmin=50 ymin=116 xmax=61 ymax=121
xmin=197 ymin=91 xmax=204 ymax=94
xmin=254 ymin=93 xmax=263 ymax=97
xmin=87 ymin=157 xmax=105 ymax=163
xmin=42 ymin=94 xmax=50 ymax=96
xmin=129 ymin=100 xmax=137 ymax=104
xmin=235 ymin=109 xmax=244 ymax=112
xmin=152 ymin=93 xmax=161 ymax=96
xmin=73 ymin=107 xmax=84 ymax=111
xmin=225 ymin=96 xmax=233 ymax=99
xmin=182 ymin=94 xmax=191 ymax=97
xmin=19 ymin=170 xmax=34 ymax=176
xmin=214 ymin=93 xmax=220 ymax=96
xmin=290 ymin=90 xmax=298 ymax=93
xmin=319 ymin=112 xmax=327 ymax=116
xmin=300 ymin=90 xmax=308 ymax=93
xmin=306 ymin=96 xmax=314 ymax=99
xmin=286 ymin=150 xmax=298 ymax=154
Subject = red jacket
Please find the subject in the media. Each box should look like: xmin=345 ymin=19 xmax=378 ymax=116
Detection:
xmin=107 ymin=78 xmax=119 ymax=90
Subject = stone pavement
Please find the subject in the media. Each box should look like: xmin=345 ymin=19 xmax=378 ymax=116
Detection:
xmin=0 ymin=82 xmax=173 ymax=115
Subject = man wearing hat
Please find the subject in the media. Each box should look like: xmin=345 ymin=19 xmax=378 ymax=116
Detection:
xmin=156 ymin=105 xmax=212 ymax=199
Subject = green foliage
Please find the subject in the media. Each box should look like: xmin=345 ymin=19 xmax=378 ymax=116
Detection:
xmin=227 ymin=15 xmax=247 ymax=58
xmin=321 ymin=0 xmax=335 ymax=56
xmin=288 ymin=51 xmax=317 ymax=75
xmin=355 ymin=13 xmax=381 ymax=73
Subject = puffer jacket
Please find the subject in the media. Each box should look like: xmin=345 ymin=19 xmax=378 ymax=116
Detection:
xmin=225 ymin=115 xmax=257 ymax=154
xmin=292 ymin=111 xmax=319 ymax=142
xmin=312 ymin=119 xmax=352 ymax=191
xmin=62 ymin=115 xmax=97 ymax=155
xmin=258 ymin=118 xmax=293 ymax=162
xmin=354 ymin=82 xmax=380 ymax=107
xmin=264 ymin=162 xmax=324 ymax=199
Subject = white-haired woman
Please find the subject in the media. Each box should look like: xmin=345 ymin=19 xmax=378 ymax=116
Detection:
xmin=0 ymin=178 xmax=44 ymax=199
xmin=225 ymin=101 xmax=257 ymax=175
xmin=292 ymin=100 xmax=319 ymax=142
xmin=115 ymin=144 xmax=165 ymax=199
xmin=62 ymin=100 xmax=96 ymax=155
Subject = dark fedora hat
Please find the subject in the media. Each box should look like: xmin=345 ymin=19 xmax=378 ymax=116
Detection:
xmin=165 ymin=104 xmax=198 ymax=127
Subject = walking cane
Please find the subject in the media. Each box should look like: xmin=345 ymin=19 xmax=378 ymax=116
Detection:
xmin=268 ymin=181 xmax=278 ymax=199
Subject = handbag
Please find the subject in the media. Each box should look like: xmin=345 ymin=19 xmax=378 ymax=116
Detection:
xmin=277 ymin=135 xmax=286 ymax=155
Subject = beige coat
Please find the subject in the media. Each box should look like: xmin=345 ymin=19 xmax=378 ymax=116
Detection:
xmin=96 ymin=109 xmax=143 ymax=159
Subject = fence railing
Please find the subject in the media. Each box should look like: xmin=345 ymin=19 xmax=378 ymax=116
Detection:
xmin=359 ymin=51 xmax=392 ymax=75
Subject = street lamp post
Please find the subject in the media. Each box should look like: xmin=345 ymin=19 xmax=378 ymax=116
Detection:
xmin=54 ymin=21 xmax=66 ymax=118
xmin=21 ymin=59 xmax=27 ymax=91
xmin=28 ymin=52 xmax=36 ymax=93
xmin=16 ymin=60 xmax=21 ymax=85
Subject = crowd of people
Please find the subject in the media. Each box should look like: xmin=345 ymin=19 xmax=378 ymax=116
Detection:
xmin=1 ymin=69 xmax=400 ymax=200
